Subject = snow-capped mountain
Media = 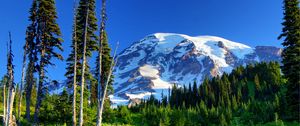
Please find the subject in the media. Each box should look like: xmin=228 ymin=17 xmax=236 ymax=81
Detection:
xmin=112 ymin=33 xmax=282 ymax=103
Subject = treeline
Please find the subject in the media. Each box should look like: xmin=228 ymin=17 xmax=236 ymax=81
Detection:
xmin=169 ymin=62 xmax=283 ymax=110
xmin=133 ymin=62 xmax=288 ymax=125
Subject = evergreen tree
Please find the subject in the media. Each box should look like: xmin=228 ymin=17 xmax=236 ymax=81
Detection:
xmin=25 ymin=61 xmax=36 ymax=121
xmin=34 ymin=0 xmax=63 ymax=124
xmin=65 ymin=0 xmax=98 ymax=92
xmin=64 ymin=1 xmax=98 ymax=125
xmin=278 ymin=0 xmax=300 ymax=120
xmin=118 ymin=106 xmax=132 ymax=124
xmin=79 ymin=1 xmax=90 ymax=125
xmin=219 ymin=113 xmax=227 ymax=126
xmin=93 ymin=0 xmax=113 ymax=110
xmin=24 ymin=0 xmax=38 ymax=121
xmin=254 ymin=74 xmax=260 ymax=91
xmin=192 ymin=81 xmax=198 ymax=104
xmin=94 ymin=31 xmax=113 ymax=103
xmin=199 ymin=100 xmax=208 ymax=122
xmin=254 ymin=74 xmax=261 ymax=99
xmin=98 ymin=43 xmax=118 ymax=126
xmin=58 ymin=89 xmax=72 ymax=124
xmin=71 ymin=1 xmax=78 ymax=126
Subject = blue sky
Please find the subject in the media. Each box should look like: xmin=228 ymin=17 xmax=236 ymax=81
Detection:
xmin=0 ymin=0 xmax=284 ymax=82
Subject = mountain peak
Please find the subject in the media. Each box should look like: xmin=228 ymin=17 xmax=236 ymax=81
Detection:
xmin=112 ymin=33 xmax=281 ymax=105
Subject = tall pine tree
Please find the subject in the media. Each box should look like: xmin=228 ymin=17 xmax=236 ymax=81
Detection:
xmin=24 ymin=0 xmax=38 ymax=121
xmin=93 ymin=33 xmax=113 ymax=106
xmin=33 ymin=0 xmax=63 ymax=124
xmin=71 ymin=1 xmax=78 ymax=126
xmin=79 ymin=1 xmax=90 ymax=125
xmin=64 ymin=0 xmax=97 ymax=125
xmin=65 ymin=0 xmax=98 ymax=92
xmin=93 ymin=32 xmax=112 ymax=104
xmin=278 ymin=0 xmax=300 ymax=120
xmin=93 ymin=2 xmax=113 ymax=105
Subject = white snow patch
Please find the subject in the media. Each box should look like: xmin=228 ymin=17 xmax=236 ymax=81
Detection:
xmin=126 ymin=92 xmax=153 ymax=99
xmin=139 ymin=65 xmax=159 ymax=78
xmin=139 ymin=64 xmax=173 ymax=89
xmin=109 ymin=95 xmax=129 ymax=108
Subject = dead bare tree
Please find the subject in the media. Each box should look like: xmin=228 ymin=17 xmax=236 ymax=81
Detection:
xmin=3 ymin=38 xmax=8 ymax=126
xmin=18 ymin=32 xmax=29 ymax=125
xmin=96 ymin=0 xmax=106 ymax=125
xmin=79 ymin=1 xmax=90 ymax=126
xmin=72 ymin=0 xmax=78 ymax=125
xmin=98 ymin=42 xmax=119 ymax=126
xmin=5 ymin=32 xmax=16 ymax=126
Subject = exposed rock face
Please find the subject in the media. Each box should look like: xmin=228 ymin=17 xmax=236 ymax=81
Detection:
xmin=128 ymin=98 xmax=142 ymax=108
xmin=112 ymin=33 xmax=282 ymax=101
xmin=255 ymin=46 xmax=282 ymax=62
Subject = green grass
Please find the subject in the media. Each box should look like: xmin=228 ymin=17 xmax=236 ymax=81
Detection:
xmin=0 ymin=101 xmax=299 ymax=126
xmin=103 ymin=123 xmax=132 ymax=126
xmin=256 ymin=121 xmax=299 ymax=126
xmin=103 ymin=121 xmax=299 ymax=126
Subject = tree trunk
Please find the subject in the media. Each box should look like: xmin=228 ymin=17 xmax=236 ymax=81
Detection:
xmin=79 ymin=3 xmax=89 ymax=126
xmin=34 ymin=51 xmax=45 ymax=125
xmin=5 ymin=32 xmax=16 ymax=126
xmin=98 ymin=43 xmax=118 ymax=126
xmin=72 ymin=1 xmax=78 ymax=125
xmin=96 ymin=35 xmax=103 ymax=126
xmin=5 ymin=88 xmax=15 ymax=126
xmin=5 ymin=89 xmax=9 ymax=126
xmin=3 ymin=80 xmax=6 ymax=126
xmin=72 ymin=40 xmax=77 ymax=126
xmin=25 ymin=62 xmax=34 ymax=121
xmin=96 ymin=0 xmax=105 ymax=125
xmin=25 ymin=84 xmax=32 ymax=121
xmin=18 ymin=41 xmax=27 ymax=125
xmin=3 ymin=37 xmax=9 ymax=126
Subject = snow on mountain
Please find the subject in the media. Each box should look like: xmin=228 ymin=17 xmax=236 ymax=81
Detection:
xmin=112 ymin=33 xmax=282 ymax=105
xmin=47 ymin=33 xmax=282 ymax=106
xmin=139 ymin=64 xmax=172 ymax=89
